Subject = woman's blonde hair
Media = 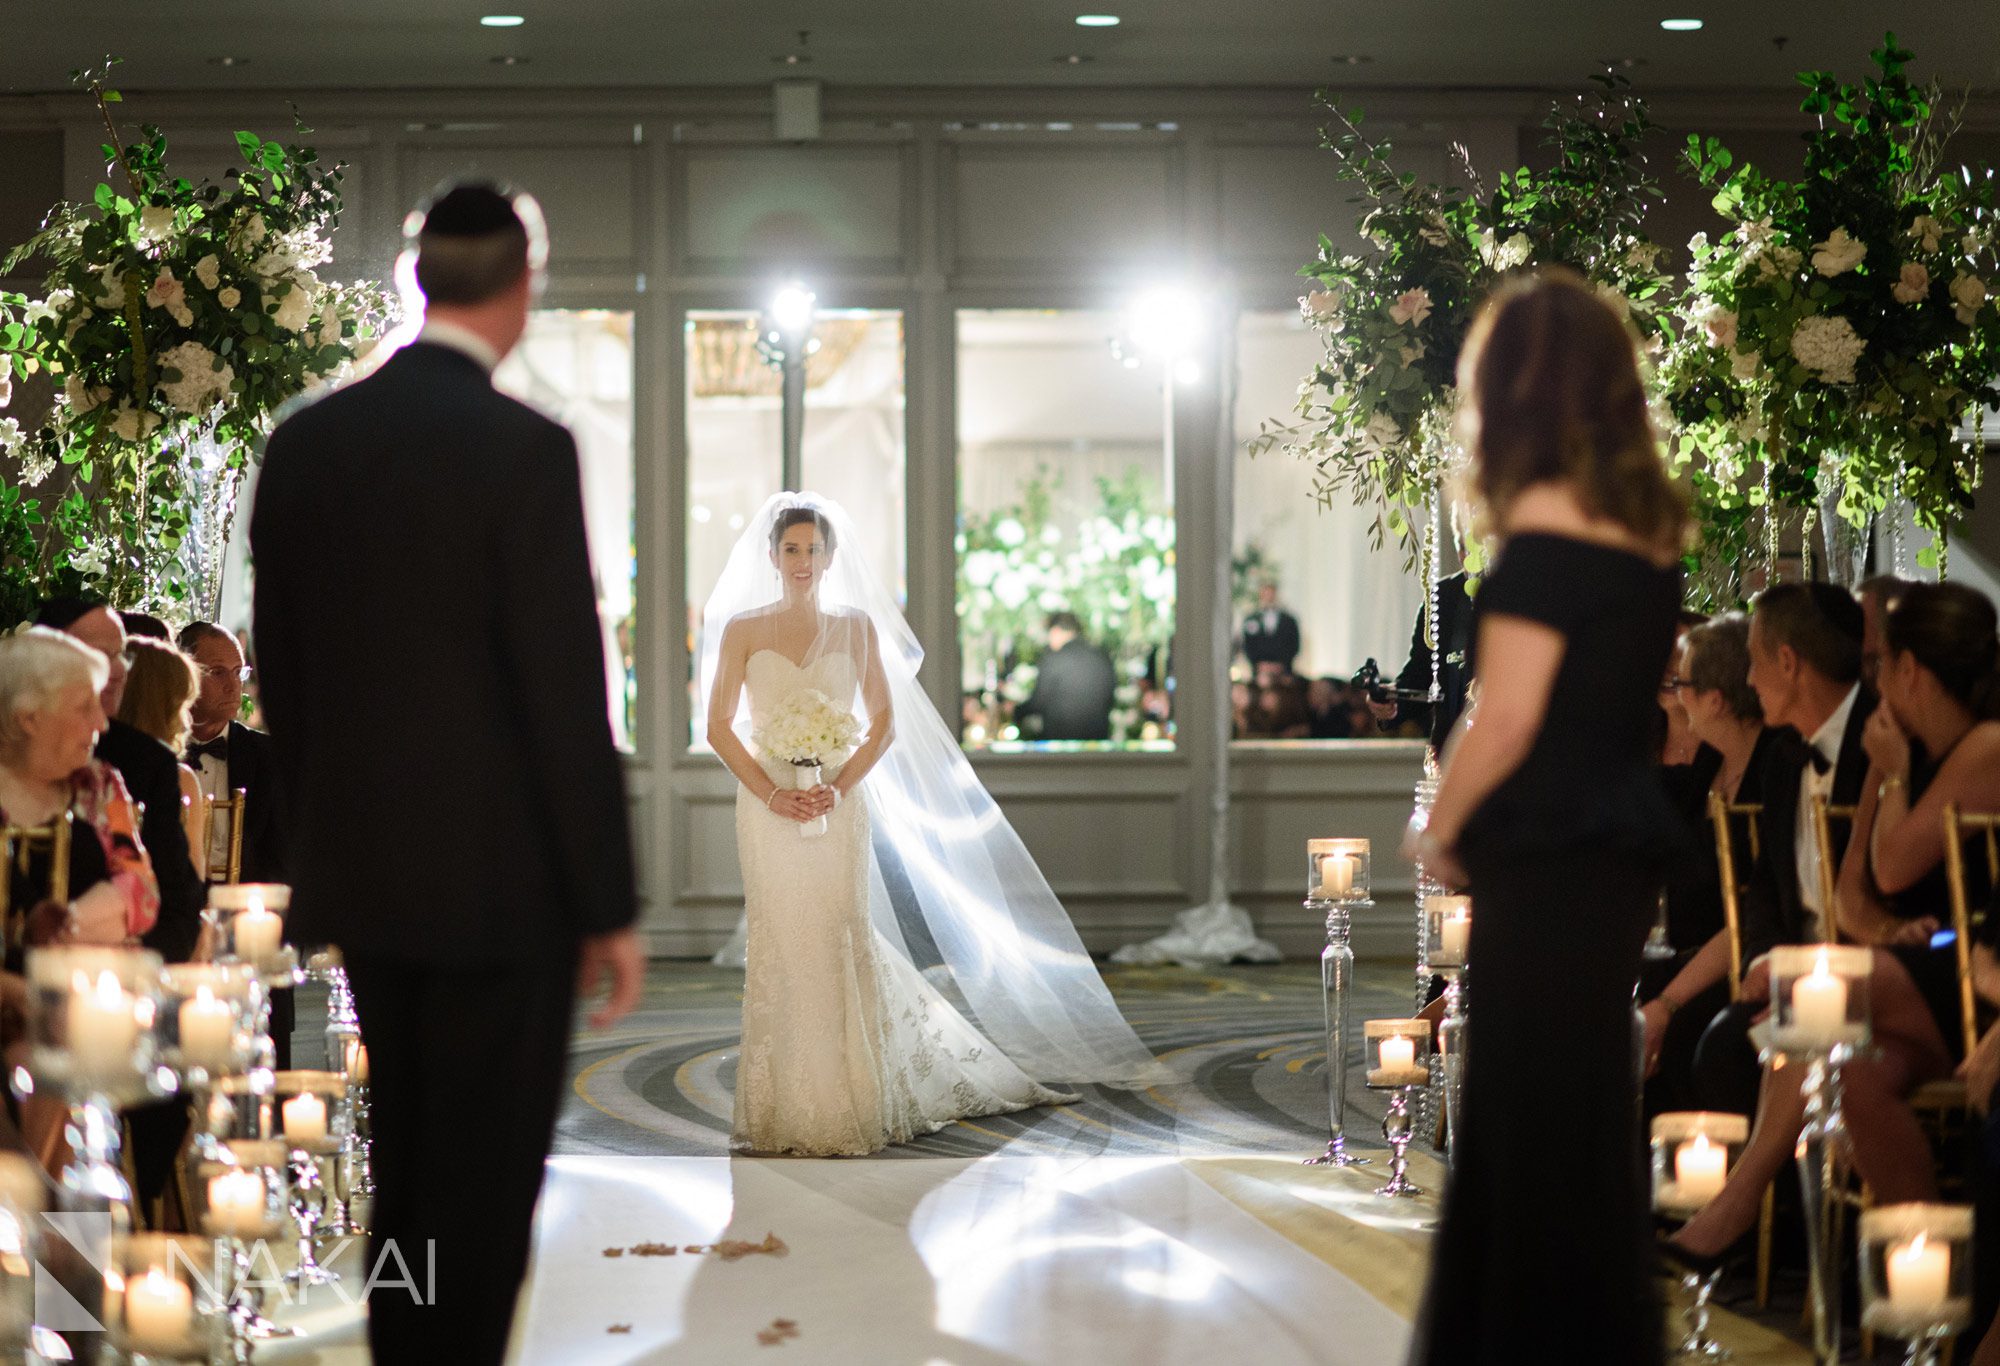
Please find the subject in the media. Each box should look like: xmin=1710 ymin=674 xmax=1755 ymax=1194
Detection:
xmin=1458 ymin=267 xmax=1688 ymax=551
xmin=118 ymin=637 xmax=199 ymax=753
xmin=0 ymin=627 xmax=109 ymax=765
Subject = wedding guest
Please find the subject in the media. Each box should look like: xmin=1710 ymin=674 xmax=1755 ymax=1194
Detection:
xmin=1687 ymin=582 xmax=1873 ymax=1117
xmin=1371 ymin=570 xmax=1473 ymax=752
xmin=32 ymin=599 xmax=202 ymax=964
xmin=1253 ymin=674 xmax=1311 ymax=739
xmin=1656 ymin=609 xmax=1711 ymax=765
xmin=1403 ymin=269 xmax=1687 ymax=1365
xmin=1669 ymin=583 xmax=2000 ymax=1270
xmin=1860 ymin=573 xmax=1916 ymax=689
xmin=1015 ymin=612 xmax=1116 ymax=742
xmin=1640 ymin=613 xmax=1776 ymax=1115
xmin=114 ymin=639 xmax=206 ymax=878
xmin=1238 ymin=581 xmax=1301 ymax=677
xmin=177 ymin=621 xmax=287 ymax=889
xmin=1306 ymin=677 xmax=1354 ymax=739
xmin=250 ymin=181 xmax=642 ymax=1366
xmin=117 ymin=611 xmax=171 ymax=642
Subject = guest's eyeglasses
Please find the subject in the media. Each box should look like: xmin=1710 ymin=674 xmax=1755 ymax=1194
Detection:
xmin=1660 ymin=676 xmax=1693 ymax=693
xmin=200 ymin=665 xmax=253 ymax=683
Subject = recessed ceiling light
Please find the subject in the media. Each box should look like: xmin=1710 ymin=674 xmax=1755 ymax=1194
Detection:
xmin=480 ymin=14 xmax=525 ymax=27
xmin=1075 ymin=14 xmax=1120 ymax=26
xmin=1660 ymin=18 xmax=1703 ymax=31
xmin=490 ymin=55 xmax=528 ymax=65
xmin=1056 ymin=53 xmax=1094 ymax=64
xmin=207 ymin=56 xmax=250 ymax=67
xmin=1329 ymin=54 xmax=1373 ymax=65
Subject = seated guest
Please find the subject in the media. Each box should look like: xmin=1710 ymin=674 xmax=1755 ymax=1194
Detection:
xmin=1687 ymin=583 xmax=1875 ymax=1118
xmin=1640 ymin=613 xmax=1776 ymax=1114
xmin=1656 ymin=609 xmax=1712 ymax=765
xmin=1254 ymin=674 xmax=1311 ymax=739
xmin=116 ymin=639 xmax=208 ymax=879
xmin=1859 ymin=573 xmax=1915 ymax=690
xmin=1015 ymin=612 xmax=1116 ymax=742
xmin=1668 ymin=582 xmax=2000 ymax=1270
xmin=118 ymin=612 xmax=172 ymax=642
xmin=1306 ymin=677 xmax=1354 ymax=739
xmin=31 ymin=599 xmax=202 ymax=965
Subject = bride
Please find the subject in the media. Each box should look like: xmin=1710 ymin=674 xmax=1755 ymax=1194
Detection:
xmin=699 ymin=493 xmax=1165 ymax=1156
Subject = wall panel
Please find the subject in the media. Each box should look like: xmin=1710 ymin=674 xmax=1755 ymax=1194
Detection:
xmin=948 ymin=144 xmax=1180 ymax=277
xmin=677 ymin=145 xmax=908 ymax=275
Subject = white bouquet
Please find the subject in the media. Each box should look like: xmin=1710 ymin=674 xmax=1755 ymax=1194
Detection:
xmin=752 ymin=689 xmax=862 ymax=838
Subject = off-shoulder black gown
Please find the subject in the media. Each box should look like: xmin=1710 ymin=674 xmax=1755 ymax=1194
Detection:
xmin=1410 ymin=534 xmax=1682 ymax=1366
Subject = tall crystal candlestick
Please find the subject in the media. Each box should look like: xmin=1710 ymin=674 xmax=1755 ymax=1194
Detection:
xmin=1302 ymin=895 xmax=1368 ymax=1168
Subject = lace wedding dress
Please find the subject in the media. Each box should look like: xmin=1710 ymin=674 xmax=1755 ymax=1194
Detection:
xmin=732 ymin=648 xmax=1078 ymax=1156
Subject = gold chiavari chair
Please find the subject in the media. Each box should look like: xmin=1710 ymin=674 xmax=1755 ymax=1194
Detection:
xmin=1925 ymin=803 xmax=2000 ymax=1122
xmin=203 ymin=787 xmax=247 ymax=886
xmin=1809 ymin=795 xmax=1859 ymax=945
xmin=1 ymin=813 xmax=74 ymax=947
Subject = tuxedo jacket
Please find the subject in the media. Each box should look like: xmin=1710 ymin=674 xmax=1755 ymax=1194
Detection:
xmin=1240 ymin=609 xmax=1301 ymax=672
xmin=207 ymin=720 xmax=289 ymax=886
xmin=1390 ymin=571 xmax=1474 ymax=751
xmin=249 ymin=341 xmax=638 ymax=964
xmin=1739 ymin=690 xmax=1876 ymax=961
xmin=1016 ymin=640 xmax=1117 ymax=742
xmin=97 ymin=719 xmax=204 ymax=962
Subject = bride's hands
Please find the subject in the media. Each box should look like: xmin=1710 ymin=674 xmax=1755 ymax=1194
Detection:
xmin=768 ymin=785 xmax=836 ymax=823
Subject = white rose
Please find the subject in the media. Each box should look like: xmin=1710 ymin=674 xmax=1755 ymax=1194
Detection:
xmin=1299 ymin=288 xmax=1344 ymax=325
xmin=1495 ymin=232 xmax=1532 ymax=270
xmin=146 ymin=269 xmax=186 ymax=316
xmin=63 ymin=373 xmax=110 ymax=412
xmin=1950 ymin=273 xmax=1987 ymax=324
xmin=1697 ymin=303 xmax=1738 ymax=352
xmin=1754 ymin=244 xmax=1803 ymax=283
xmin=194 ymin=253 xmax=221 ymax=290
xmin=107 ymin=402 xmax=163 ymax=444
xmin=1810 ymin=227 xmax=1867 ymax=277
xmin=1729 ymin=347 xmax=1760 ymax=381
xmin=217 ymin=286 xmax=242 ymax=309
xmin=1388 ymin=287 xmax=1433 ymax=328
xmin=138 ymin=204 xmax=175 ymax=241
xmin=1892 ymin=262 xmax=1931 ymax=305
xmin=1687 ymin=232 xmax=1711 ymax=257
xmin=1789 ymin=313 xmax=1866 ymax=384
xmin=266 ymin=283 xmax=315 ymax=334
xmin=1907 ymin=216 xmax=1944 ymax=254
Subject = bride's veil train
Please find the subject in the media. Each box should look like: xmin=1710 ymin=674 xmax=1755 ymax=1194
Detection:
xmin=696 ymin=492 xmax=1171 ymax=1089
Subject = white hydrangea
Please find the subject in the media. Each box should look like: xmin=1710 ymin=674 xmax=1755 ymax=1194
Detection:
xmin=1810 ymin=228 xmax=1867 ymax=278
xmin=194 ymin=253 xmax=221 ymax=290
xmin=1752 ymin=244 xmax=1803 ymax=283
xmin=265 ymin=281 xmax=315 ymax=334
xmin=63 ymin=373 xmax=110 ymax=412
xmin=138 ymin=204 xmax=175 ymax=241
xmin=93 ymin=264 xmax=128 ymax=309
xmin=1729 ymin=347 xmax=1760 ymax=381
xmin=155 ymin=340 xmax=235 ymax=414
xmin=106 ymin=402 xmax=163 ymax=444
xmin=317 ymin=309 xmax=343 ymax=348
xmin=1789 ymin=314 xmax=1866 ymax=384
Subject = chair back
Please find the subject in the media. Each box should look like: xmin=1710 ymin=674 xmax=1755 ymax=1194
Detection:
xmin=1942 ymin=803 xmax=2000 ymax=1062
xmin=1808 ymin=795 xmax=1858 ymax=945
xmin=1 ymin=813 xmax=75 ymax=943
xmin=203 ymin=788 xmax=247 ymax=886
xmin=1708 ymin=791 xmax=1762 ymax=1001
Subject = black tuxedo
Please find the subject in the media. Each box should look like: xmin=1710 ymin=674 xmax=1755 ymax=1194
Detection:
xmin=251 ymin=339 xmax=638 ymax=1365
xmin=95 ymin=720 xmax=203 ymax=963
xmin=191 ymin=720 xmax=289 ymax=886
xmin=1016 ymin=639 xmax=1117 ymax=741
xmin=1385 ymin=571 xmax=1474 ymax=751
xmin=1240 ymin=607 xmax=1301 ymax=674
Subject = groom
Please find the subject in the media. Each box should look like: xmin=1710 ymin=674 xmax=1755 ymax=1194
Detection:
xmin=250 ymin=182 xmax=643 ymax=1365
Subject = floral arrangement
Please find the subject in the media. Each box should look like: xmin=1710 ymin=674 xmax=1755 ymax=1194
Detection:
xmin=1660 ymin=35 xmax=1997 ymax=592
xmin=0 ymin=60 xmax=396 ymax=620
xmin=752 ymin=688 xmax=862 ymax=767
xmin=1250 ymin=73 xmax=1671 ymax=566
xmin=957 ymin=467 xmax=1175 ymax=742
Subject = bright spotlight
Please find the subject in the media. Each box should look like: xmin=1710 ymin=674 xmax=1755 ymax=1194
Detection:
xmin=768 ymin=282 xmax=816 ymax=339
xmin=1124 ymin=285 xmax=1205 ymax=361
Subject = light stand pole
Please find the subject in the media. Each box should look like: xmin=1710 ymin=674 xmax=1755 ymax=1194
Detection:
xmin=761 ymin=281 xmax=817 ymax=492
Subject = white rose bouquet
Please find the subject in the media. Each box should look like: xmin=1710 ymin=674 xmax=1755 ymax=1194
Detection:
xmin=752 ymin=689 xmax=862 ymax=838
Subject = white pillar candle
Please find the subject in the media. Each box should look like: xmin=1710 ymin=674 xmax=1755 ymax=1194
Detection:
xmin=282 ymin=1091 xmax=327 ymax=1145
xmin=232 ymin=907 xmax=283 ymax=965
xmin=178 ymin=986 xmax=235 ymax=1071
xmin=1379 ymin=1035 xmax=1415 ymax=1073
xmin=66 ymin=970 xmax=138 ymax=1071
xmin=1440 ymin=913 xmax=1471 ymax=965
xmin=1887 ymin=1232 xmax=1951 ymax=1318
xmin=1674 ymin=1133 xmax=1728 ymax=1205
xmin=345 ymin=1042 xmax=370 ymax=1084
xmin=1317 ymin=854 xmax=1355 ymax=899
xmin=206 ymin=1168 xmax=266 ymax=1238
xmin=1791 ymin=951 xmax=1849 ymax=1043
xmin=123 ymin=1268 xmax=193 ymax=1352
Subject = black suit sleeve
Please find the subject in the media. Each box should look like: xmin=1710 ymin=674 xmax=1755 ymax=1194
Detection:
xmin=1385 ymin=605 xmax=1435 ymax=733
xmin=134 ymin=752 xmax=203 ymax=963
xmin=494 ymin=425 xmax=638 ymax=938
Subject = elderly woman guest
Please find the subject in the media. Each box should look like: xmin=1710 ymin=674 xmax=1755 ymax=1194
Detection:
xmin=116 ymin=637 xmax=209 ymax=880
xmin=1403 ymin=270 xmax=1687 ymax=1364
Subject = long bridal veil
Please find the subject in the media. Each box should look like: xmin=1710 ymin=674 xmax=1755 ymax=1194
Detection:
xmin=696 ymin=491 xmax=1169 ymax=1088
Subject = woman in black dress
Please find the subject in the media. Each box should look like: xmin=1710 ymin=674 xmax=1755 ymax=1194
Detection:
xmin=1404 ymin=270 xmax=1687 ymax=1365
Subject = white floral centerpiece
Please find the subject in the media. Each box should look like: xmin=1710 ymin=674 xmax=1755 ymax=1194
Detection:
xmin=0 ymin=60 xmax=396 ymax=621
xmin=1660 ymin=34 xmax=1999 ymax=596
xmin=752 ymin=688 xmax=862 ymax=838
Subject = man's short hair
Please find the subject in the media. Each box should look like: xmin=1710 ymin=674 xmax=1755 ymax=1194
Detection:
xmin=120 ymin=611 xmax=171 ymax=641
xmin=408 ymin=182 xmax=547 ymax=307
xmin=1048 ymin=611 xmax=1084 ymax=636
xmin=32 ymin=596 xmax=108 ymax=632
xmin=176 ymin=620 xmax=234 ymax=654
xmin=1751 ymin=582 xmax=1864 ymax=685
xmin=1858 ymin=574 xmax=1915 ymax=613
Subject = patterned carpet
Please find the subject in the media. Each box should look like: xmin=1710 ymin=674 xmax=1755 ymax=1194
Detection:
xmin=553 ymin=961 xmax=1418 ymax=1159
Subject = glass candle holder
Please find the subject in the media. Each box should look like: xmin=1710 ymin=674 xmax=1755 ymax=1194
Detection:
xmin=24 ymin=946 xmax=169 ymax=1103
xmin=1768 ymin=943 xmax=1873 ymax=1055
xmin=0 ymin=1154 xmax=43 ymax=1354
xmin=109 ymin=1232 xmax=216 ymax=1362
xmin=1651 ymin=1111 xmax=1749 ymax=1216
xmin=208 ymin=884 xmax=292 ymax=975
xmin=271 ymin=1070 xmax=348 ymax=1158
xmin=159 ymin=963 xmax=259 ymax=1086
xmin=1860 ymin=1203 xmax=1974 ymax=1345
xmin=1306 ymin=838 xmax=1371 ymax=904
xmin=1364 ymin=1019 xmax=1433 ymax=1089
xmin=192 ymin=1143 xmax=291 ymax=1243
xmin=1424 ymin=895 xmax=1472 ymax=971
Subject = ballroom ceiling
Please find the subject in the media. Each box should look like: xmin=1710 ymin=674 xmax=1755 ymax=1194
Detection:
xmin=1 ymin=2 xmax=1997 ymax=96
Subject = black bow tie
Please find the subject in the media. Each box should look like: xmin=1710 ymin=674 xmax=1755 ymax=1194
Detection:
xmin=1806 ymin=746 xmax=1832 ymax=777
xmin=187 ymin=735 xmax=229 ymax=766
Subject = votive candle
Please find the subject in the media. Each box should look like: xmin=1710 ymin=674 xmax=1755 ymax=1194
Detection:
xmin=1791 ymin=950 xmax=1849 ymax=1043
xmin=1886 ymin=1232 xmax=1951 ymax=1319
xmin=122 ymin=1267 xmax=192 ymax=1351
xmin=206 ymin=1169 xmax=266 ymax=1238
xmin=178 ymin=986 xmax=234 ymax=1072
xmin=282 ymin=1091 xmax=327 ymax=1145
xmin=67 ymin=970 xmax=138 ymax=1071
xmin=1674 ymin=1133 xmax=1728 ymax=1205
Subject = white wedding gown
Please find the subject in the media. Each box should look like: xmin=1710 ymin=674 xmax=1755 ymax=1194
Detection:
xmin=732 ymin=648 xmax=1079 ymax=1156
